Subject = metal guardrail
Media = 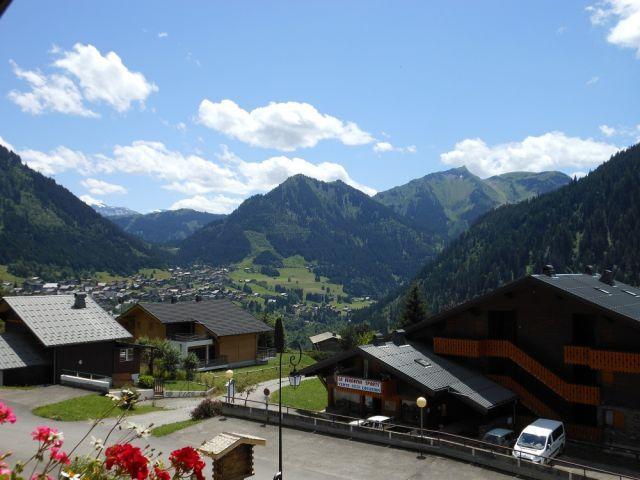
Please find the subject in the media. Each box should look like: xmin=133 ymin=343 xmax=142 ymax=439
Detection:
xmin=197 ymin=356 xmax=228 ymax=368
xmin=223 ymin=397 xmax=640 ymax=480
xmin=257 ymin=347 xmax=277 ymax=360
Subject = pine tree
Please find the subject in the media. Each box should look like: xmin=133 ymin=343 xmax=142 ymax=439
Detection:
xmin=399 ymin=283 xmax=427 ymax=328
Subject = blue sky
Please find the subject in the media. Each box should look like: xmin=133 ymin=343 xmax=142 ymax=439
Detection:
xmin=0 ymin=1 xmax=639 ymax=213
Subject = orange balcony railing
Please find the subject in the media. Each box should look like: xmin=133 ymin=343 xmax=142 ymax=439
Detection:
xmin=564 ymin=345 xmax=640 ymax=373
xmin=434 ymin=337 xmax=600 ymax=406
xmin=488 ymin=375 xmax=560 ymax=420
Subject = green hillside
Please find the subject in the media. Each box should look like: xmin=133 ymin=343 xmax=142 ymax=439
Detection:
xmin=366 ymin=144 xmax=637 ymax=325
xmin=179 ymin=174 xmax=437 ymax=296
xmin=0 ymin=145 xmax=163 ymax=279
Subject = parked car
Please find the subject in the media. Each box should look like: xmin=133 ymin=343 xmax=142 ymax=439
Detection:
xmin=482 ymin=428 xmax=516 ymax=447
xmin=348 ymin=415 xmax=392 ymax=430
xmin=512 ymin=419 xmax=566 ymax=464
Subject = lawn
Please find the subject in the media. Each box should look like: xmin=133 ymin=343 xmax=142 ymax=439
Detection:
xmin=198 ymin=352 xmax=316 ymax=392
xmin=0 ymin=264 xmax=23 ymax=284
xmin=151 ymin=419 xmax=202 ymax=437
xmin=33 ymin=394 xmax=163 ymax=421
xmin=164 ymin=380 xmax=207 ymax=391
xmin=270 ymin=377 xmax=327 ymax=411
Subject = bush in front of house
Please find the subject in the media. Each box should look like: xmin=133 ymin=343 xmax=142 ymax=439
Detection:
xmin=182 ymin=352 xmax=199 ymax=381
xmin=191 ymin=398 xmax=223 ymax=420
xmin=137 ymin=375 xmax=154 ymax=389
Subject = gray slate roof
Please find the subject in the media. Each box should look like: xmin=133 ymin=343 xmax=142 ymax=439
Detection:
xmin=359 ymin=341 xmax=516 ymax=413
xmin=2 ymin=295 xmax=131 ymax=347
xmin=137 ymin=300 xmax=272 ymax=337
xmin=309 ymin=332 xmax=341 ymax=344
xmin=532 ymin=273 xmax=640 ymax=323
xmin=0 ymin=331 xmax=50 ymax=370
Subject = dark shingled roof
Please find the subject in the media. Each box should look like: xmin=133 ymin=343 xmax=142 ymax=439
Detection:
xmin=301 ymin=341 xmax=516 ymax=413
xmin=531 ymin=273 xmax=640 ymax=323
xmin=137 ymin=300 xmax=272 ymax=337
xmin=0 ymin=331 xmax=50 ymax=370
xmin=2 ymin=295 xmax=131 ymax=347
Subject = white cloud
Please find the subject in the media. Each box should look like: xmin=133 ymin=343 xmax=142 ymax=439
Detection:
xmin=176 ymin=122 xmax=187 ymax=132
xmin=197 ymin=99 xmax=374 ymax=151
xmin=440 ymin=132 xmax=619 ymax=178
xmin=158 ymin=32 xmax=168 ymax=38
xmin=586 ymin=76 xmax=600 ymax=85
xmin=0 ymin=136 xmax=15 ymax=152
xmin=557 ymin=25 xmax=568 ymax=35
xmin=170 ymin=194 xmax=240 ymax=214
xmin=588 ymin=0 xmax=640 ymax=57
xmin=373 ymin=141 xmax=417 ymax=154
xmin=8 ymin=60 xmax=98 ymax=117
xmin=19 ymin=145 xmax=94 ymax=176
xmin=54 ymin=44 xmax=158 ymax=112
xmin=80 ymin=194 xmax=105 ymax=207
xmin=599 ymin=124 xmax=617 ymax=136
xmin=571 ymin=171 xmax=588 ymax=179
xmin=81 ymin=178 xmax=127 ymax=195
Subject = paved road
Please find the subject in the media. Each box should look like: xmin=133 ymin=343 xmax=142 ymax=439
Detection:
xmin=0 ymin=386 xmax=516 ymax=480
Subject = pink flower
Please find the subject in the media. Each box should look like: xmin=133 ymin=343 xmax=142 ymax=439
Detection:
xmin=30 ymin=475 xmax=53 ymax=480
xmin=50 ymin=447 xmax=70 ymax=466
xmin=0 ymin=404 xmax=16 ymax=424
xmin=0 ymin=460 xmax=11 ymax=478
xmin=31 ymin=426 xmax=63 ymax=448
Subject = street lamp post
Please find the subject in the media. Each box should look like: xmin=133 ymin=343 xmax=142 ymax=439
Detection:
xmin=273 ymin=318 xmax=302 ymax=480
xmin=225 ymin=369 xmax=234 ymax=403
xmin=416 ymin=396 xmax=427 ymax=459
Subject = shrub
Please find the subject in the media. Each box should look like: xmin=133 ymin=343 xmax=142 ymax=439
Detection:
xmin=182 ymin=353 xmax=200 ymax=381
xmin=191 ymin=398 xmax=223 ymax=420
xmin=137 ymin=375 xmax=154 ymax=389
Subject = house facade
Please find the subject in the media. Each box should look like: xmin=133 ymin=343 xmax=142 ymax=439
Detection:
xmin=117 ymin=299 xmax=273 ymax=370
xmin=406 ymin=267 xmax=640 ymax=446
xmin=309 ymin=332 xmax=342 ymax=352
xmin=0 ymin=293 xmax=140 ymax=388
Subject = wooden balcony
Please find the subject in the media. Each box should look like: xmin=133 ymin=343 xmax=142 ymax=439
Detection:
xmin=434 ymin=337 xmax=600 ymax=406
xmin=564 ymin=345 xmax=640 ymax=373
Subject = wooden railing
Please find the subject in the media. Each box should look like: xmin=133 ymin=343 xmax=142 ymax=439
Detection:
xmin=564 ymin=345 xmax=640 ymax=373
xmin=434 ymin=337 xmax=600 ymax=405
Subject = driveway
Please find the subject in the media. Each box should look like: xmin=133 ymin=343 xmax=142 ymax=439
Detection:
xmin=0 ymin=385 xmax=88 ymax=408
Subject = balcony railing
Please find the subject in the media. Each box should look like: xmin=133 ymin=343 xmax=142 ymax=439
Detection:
xmin=170 ymin=333 xmax=211 ymax=342
xmin=564 ymin=345 xmax=640 ymax=373
xmin=434 ymin=337 xmax=600 ymax=406
xmin=257 ymin=347 xmax=276 ymax=361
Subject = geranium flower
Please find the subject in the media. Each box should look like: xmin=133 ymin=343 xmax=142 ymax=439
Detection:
xmin=89 ymin=436 xmax=104 ymax=450
xmin=0 ymin=403 xmax=16 ymax=424
xmin=169 ymin=447 xmax=205 ymax=480
xmin=152 ymin=465 xmax=170 ymax=480
xmin=0 ymin=460 xmax=11 ymax=478
xmin=30 ymin=475 xmax=53 ymax=480
xmin=60 ymin=470 xmax=81 ymax=479
xmin=105 ymin=443 xmax=149 ymax=480
xmin=50 ymin=447 xmax=70 ymax=465
xmin=31 ymin=426 xmax=63 ymax=448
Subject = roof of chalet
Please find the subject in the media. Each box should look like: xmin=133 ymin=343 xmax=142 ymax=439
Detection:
xmin=301 ymin=340 xmax=516 ymax=413
xmin=309 ymin=332 xmax=342 ymax=344
xmin=1 ymin=295 xmax=131 ymax=347
xmin=198 ymin=432 xmax=266 ymax=460
xmin=133 ymin=300 xmax=272 ymax=337
xmin=0 ymin=331 xmax=50 ymax=370
xmin=405 ymin=272 xmax=640 ymax=335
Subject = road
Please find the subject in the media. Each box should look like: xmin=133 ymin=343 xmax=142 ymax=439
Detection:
xmin=0 ymin=386 xmax=516 ymax=480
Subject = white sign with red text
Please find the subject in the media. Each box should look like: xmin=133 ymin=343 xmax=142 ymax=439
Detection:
xmin=336 ymin=375 xmax=382 ymax=394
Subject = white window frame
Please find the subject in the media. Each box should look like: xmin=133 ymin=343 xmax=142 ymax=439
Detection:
xmin=119 ymin=347 xmax=134 ymax=363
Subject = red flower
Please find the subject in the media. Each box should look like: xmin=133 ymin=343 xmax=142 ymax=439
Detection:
xmin=0 ymin=403 xmax=16 ymax=424
xmin=105 ymin=444 xmax=149 ymax=480
xmin=152 ymin=465 xmax=170 ymax=480
xmin=169 ymin=447 xmax=205 ymax=480
xmin=31 ymin=426 xmax=63 ymax=448
xmin=50 ymin=447 xmax=70 ymax=466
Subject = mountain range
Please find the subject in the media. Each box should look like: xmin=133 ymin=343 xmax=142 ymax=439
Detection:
xmin=108 ymin=209 xmax=226 ymax=245
xmin=0 ymin=145 xmax=161 ymax=280
xmin=366 ymin=144 xmax=639 ymax=327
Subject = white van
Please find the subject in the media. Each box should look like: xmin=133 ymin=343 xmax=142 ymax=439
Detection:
xmin=512 ymin=419 xmax=566 ymax=464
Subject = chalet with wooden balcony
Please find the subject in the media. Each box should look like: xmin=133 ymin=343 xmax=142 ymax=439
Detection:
xmin=406 ymin=266 xmax=640 ymax=446
xmin=300 ymin=330 xmax=516 ymax=431
xmin=117 ymin=299 xmax=273 ymax=370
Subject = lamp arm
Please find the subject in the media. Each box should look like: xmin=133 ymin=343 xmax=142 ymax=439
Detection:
xmin=289 ymin=341 xmax=303 ymax=369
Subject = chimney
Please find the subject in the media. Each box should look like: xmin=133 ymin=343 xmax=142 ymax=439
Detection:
xmin=195 ymin=295 xmax=202 ymax=303
xmin=392 ymin=329 xmax=407 ymax=346
xmin=73 ymin=292 xmax=86 ymax=309
xmin=170 ymin=296 xmax=178 ymax=304
xmin=372 ymin=333 xmax=385 ymax=346
xmin=584 ymin=265 xmax=594 ymax=276
xmin=600 ymin=269 xmax=616 ymax=286
xmin=542 ymin=265 xmax=556 ymax=277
